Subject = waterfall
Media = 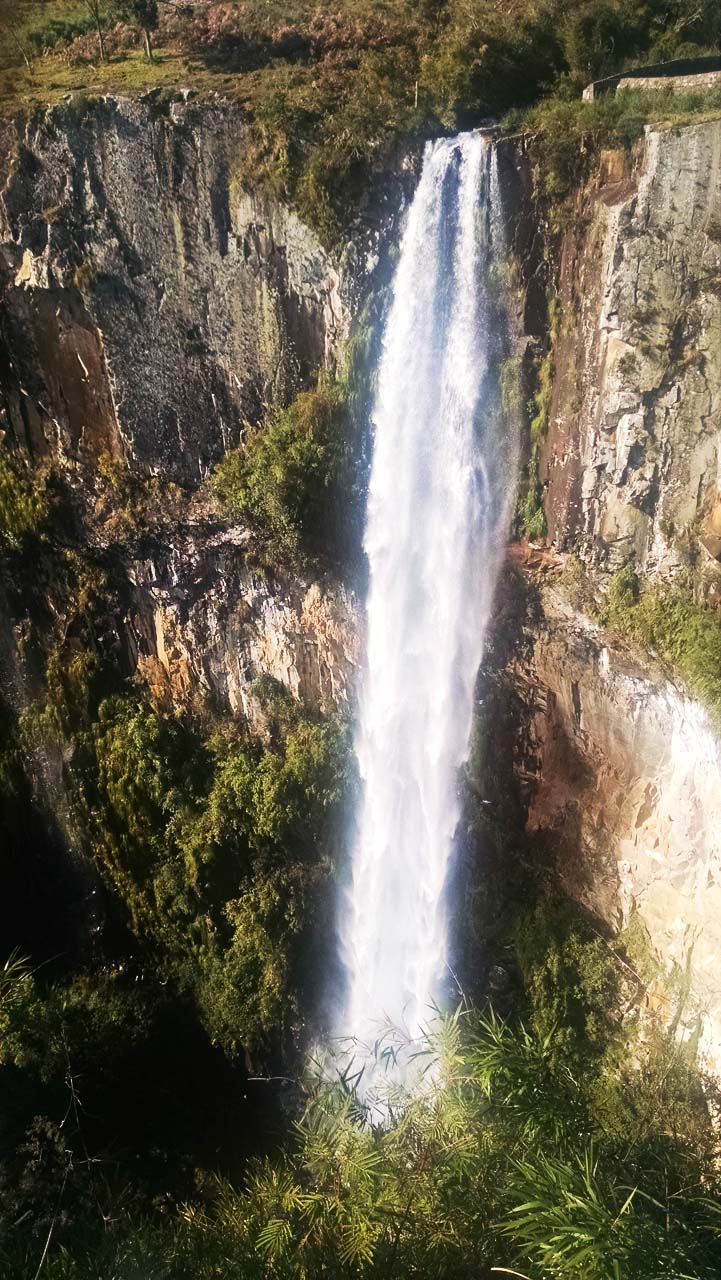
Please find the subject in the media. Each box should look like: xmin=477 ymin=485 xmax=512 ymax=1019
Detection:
xmin=341 ymin=132 xmax=518 ymax=1053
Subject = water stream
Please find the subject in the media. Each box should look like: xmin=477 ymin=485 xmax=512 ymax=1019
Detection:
xmin=341 ymin=131 xmax=518 ymax=1054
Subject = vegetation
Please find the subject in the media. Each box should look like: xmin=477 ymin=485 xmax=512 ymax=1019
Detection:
xmin=601 ymin=563 xmax=721 ymax=720
xmin=40 ymin=673 xmax=353 ymax=1055
xmin=3 ymin=533 xmax=721 ymax=1273
xmin=2 ymin=1 xmax=721 ymax=1274
xmin=211 ymin=373 xmax=360 ymax=563
xmin=516 ymin=295 xmax=559 ymax=541
xmin=504 ymin=84 xmax=721 ymax=206
xmin=3 ymin=1 xmax=721 ymax=239
xmin=1 ymin=984 xmax=719 ymax=1278
xmin=0 ymin=446 xmax=50 ymax=550
xmin=114 ymin=0 xmax=159 ymax=61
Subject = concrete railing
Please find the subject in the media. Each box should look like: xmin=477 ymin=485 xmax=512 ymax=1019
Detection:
xmin=583 ymin=54 xmax=721 ymax=101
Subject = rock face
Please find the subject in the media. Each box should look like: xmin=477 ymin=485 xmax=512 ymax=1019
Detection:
xmin=0 ymin=96 xmax=351 ymax=482
xmin=0 ymin=94 xmax=395 ymax=720
xmin=127 ymin=523 xmax=361 ymax=719
xmin=497 ymin=570 xmax=721 ymax=1069
xmin=542 ymin=122 xmax=721 ymax=587
xmin=503 ymin=120 xmax=721 ymax=1068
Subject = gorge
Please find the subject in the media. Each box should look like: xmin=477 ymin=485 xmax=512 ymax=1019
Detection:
xmin=2 ymin=3 xmax=721 ymax=1272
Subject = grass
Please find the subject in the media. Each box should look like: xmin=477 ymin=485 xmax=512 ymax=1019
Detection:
xmin=1 ymin=46 xmax=193 ymax=110
xmin=600 ymin=563 xmax=721 ymax=722
xmin=3 ymin=3 xmax=721 ymax=250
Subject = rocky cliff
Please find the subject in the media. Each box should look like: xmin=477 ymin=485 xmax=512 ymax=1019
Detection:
xmin=0 ymin=95 xmax=352 ymax=482
xmin=0 ymin=94 xmax=397 ymax=723
xmin=499 ymin=117 xmax=721 ymax=1070
xmin=542 ymin=120 xmax=721 ymax=588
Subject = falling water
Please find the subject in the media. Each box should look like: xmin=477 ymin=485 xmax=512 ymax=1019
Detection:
xmin=342 ymin=132 xmax=518 ymax=1053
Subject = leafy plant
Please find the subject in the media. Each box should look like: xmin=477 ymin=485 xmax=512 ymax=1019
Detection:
xmin=601 ymin=564 xmax=721 ymax=720
xmin=211 ymin=374 xmax=356 ymax=562
xmin=0 ymin=447 xmax=49 ymax=550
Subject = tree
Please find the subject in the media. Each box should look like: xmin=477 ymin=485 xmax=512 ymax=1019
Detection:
xmin=114 ymin=0 xmax=159 ymax=61
xmin=83 ymin=0 xmax=107 ymax=62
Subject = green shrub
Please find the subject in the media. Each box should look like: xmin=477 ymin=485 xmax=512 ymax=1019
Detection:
xmin=602 ymin=565 xmax=721 ymax=719
xmin=0 ymin=963 xmax=152 ymax=1083
xmin=515 ymin=897 xmax=621 ymax=1070
xmin=420 ymin=0 xmax=565 ymax=126
xmin=25 ymin=1006 xmax=713 ymax=1280
xmin=0 ymin=448 xmax=49 ymax=550
xmin=87 ymin=684 xmax=352 ymax=1053
xmin=211 ymin=375 xmax=354 ymax=561
xmin=20 ymin=645 xmax=100 ymax=750
xmin=196 ymin=862 xmax=327 ymax=1051
xmin=505 ymin=85 xmax=721 ymax=205
xmin=26 ymin=15 xmax=101 ymax=54
xmin=517 ymin=482 xmax=547 ymax=540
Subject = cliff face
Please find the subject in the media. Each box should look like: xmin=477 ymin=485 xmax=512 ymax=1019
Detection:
xmin=502 ymin=118 xmax=721 ymax=1068
xmin=0 ymin=95 xmax=394 ymax=719
xmin=0 ymin=95 xmax=374 ymax=483
xmin=542 ymin=121 xmax=721 ymax=588
xmin=128 ymin=527 xmax=360 ymax=721
xmin=494 ymin=565 xmax=721 ymax=1068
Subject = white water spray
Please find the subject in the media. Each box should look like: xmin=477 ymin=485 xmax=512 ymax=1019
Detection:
xmin=341 ymin=132 xmax=518 ymax=1052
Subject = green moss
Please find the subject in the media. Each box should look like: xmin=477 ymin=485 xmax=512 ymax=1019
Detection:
xmin=516 ymin=293 xmax=560 ymax=541
xmin=19 ymin=646 xmax=100 ymax=750
xmin=94 ymin=452 xmax=185 ymax=545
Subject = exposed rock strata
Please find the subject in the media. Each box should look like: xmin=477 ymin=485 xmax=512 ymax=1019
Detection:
xmin=126 ymin=525 xmax=360 ymax=719
xmin=0 ymin=96 xmax=359 ymax=482
xmin=542 ymin=121 xmax=721 ymax=588
xmin=484 ymin=565 xmax=721 ymax=1075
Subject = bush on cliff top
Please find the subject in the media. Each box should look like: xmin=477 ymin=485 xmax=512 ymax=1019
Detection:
xmin=6 ymin=0 xmax=721 ymax=239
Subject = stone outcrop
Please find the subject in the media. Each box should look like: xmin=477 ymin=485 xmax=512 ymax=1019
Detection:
xmin=475 ymin=555 xmax=721 ymax=1071
xmin=126 ymin=522 xmax=360 ymax=720
xmin=541 ymin=121 xmax=721 ymax=590
xmin=0 ymin=95 xmax=352 ymax=483
xmin=497 ymin=120 xmax=721 ymax=1068
xmin=0 ymin=93 xmax=400 ymax=723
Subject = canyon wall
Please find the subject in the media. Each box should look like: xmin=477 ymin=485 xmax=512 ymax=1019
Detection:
xmin=490 ymin=563 xmax=721 ymax=1069
xmin=541 ymin=120 xmax=721 ymax=589
xmin=0 ymin=95 xmax=350 ymax=482
xmin=2 ymin=97 xmax=721 ymax=1062
xmin=503 ymin=118 xmax=721 ymax=1067
xmin=0 ymin=94 xmax=389 ymax=718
